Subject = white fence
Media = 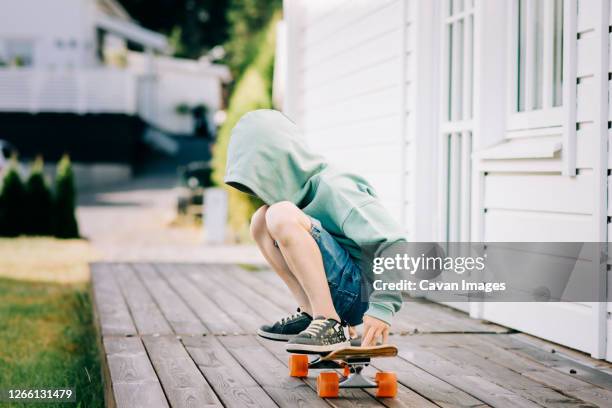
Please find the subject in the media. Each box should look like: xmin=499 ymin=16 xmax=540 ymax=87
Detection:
xmin=0 ymin=68 xmax=137 ymax=114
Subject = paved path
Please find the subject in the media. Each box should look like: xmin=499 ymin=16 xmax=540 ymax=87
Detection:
xmin=77 ymin=175 xmax=264 ymax=264
xmin=92 ymin=263 xmax=612 ymax=408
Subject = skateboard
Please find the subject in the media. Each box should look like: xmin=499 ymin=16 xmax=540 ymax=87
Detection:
xmin=288 ymin=344 xmax=398 ymax=398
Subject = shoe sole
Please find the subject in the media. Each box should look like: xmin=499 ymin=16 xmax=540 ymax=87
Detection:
xmin=256 ymin=328 xmax=293 ymax=342
xmin=286 ymin=340 xmax=351 ymax=354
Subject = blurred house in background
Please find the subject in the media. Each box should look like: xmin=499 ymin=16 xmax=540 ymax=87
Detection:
xmin=0 ymin=0 xmax=230 ymax=187
xmin=278 ymin=0 xmax=612 ymax=361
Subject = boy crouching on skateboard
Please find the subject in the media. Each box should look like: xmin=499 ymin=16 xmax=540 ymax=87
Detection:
xmin=224 ymin=110 xmax=405 ymax=353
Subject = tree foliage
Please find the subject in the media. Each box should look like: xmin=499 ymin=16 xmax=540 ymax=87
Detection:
xmin=0 ymin=158 xmax=26 ymax=237
xmin=25 ymin=157 xmax=54 ymax=236
xmin=54 ymin=155 xmax=79 ymax=239
xmin=212 ymin=11 xmax=280 ymax=241
xmin=117 ymin=0 xmax=280 ymax=75
xmin=118 ymin=0 xmax=230 ymax=59
xmin=223 ymin=0 xmax=282 ymax=78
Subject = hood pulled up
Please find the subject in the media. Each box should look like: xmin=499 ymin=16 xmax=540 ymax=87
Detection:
xmin=224 ymin=109 xmax=327 ymax=205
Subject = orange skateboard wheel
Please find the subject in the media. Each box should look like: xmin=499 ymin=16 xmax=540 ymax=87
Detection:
xmin=289 ymin=354 xmax=309 ymax=377
xmin=375 ymin=372 xmax=397 ymax=398
xmin=343 ymin=366 xmax=350 ymax=377
xmin=317 ymin=372 xmax=339 ymax=398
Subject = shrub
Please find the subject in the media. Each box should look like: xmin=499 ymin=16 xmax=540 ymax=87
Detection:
xmin=54 ymin=155 xmax=79 ymax=239
xmin=0 ymin=157 xmax=26 ymax=237
xmin=212 ymin=10 xmax=280 ymax=241
xmin=25 ymin=156 xmax=54 ymax=235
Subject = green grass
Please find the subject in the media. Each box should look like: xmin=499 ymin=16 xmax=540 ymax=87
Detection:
xmin=0 ymin=278 xmax=103 ymax=407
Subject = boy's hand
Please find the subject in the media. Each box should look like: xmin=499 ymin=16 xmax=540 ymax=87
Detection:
xmin=361 ymin=315 xmax=390 ymax=346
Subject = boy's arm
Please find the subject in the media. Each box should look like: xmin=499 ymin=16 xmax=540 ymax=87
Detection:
xmin=341 ymin=201 xmax=404 ymax=326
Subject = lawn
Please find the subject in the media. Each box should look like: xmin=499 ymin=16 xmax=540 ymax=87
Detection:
xmin=0 ymin=238 xmax=103 ymax=407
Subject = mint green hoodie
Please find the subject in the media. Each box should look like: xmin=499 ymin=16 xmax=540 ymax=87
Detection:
xmin=224 ymin=109 xmax=404 ymax=325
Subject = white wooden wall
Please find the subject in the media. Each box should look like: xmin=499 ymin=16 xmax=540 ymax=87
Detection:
xmin=284 ymin=0 xmax=410 ymax=233
xmin=283 ymin=0 xmax=612 ymax=360
xmin=472 ymin=0 xmax=610 ymax=359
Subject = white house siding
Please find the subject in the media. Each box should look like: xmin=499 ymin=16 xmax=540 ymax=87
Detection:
xmin=284 ymin=0 xmax=410 ymax=233
xmin=283 ymin=0 xmax=612 ymax=360
xmin=476 ymin=0 xmax=610 ymax=359
xmin=0 ymin=0 xmax=97 ymax=69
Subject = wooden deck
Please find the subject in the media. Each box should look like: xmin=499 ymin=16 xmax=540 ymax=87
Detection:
xmin=91 ymin=263 xmax=612 ymax=408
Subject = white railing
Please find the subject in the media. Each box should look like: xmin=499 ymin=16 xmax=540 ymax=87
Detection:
xmin=0 ymin=68 xmax=137 ymax=114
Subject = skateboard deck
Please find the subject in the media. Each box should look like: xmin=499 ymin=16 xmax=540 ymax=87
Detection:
xmin=319 ymin=345 xmax=398 ymax=361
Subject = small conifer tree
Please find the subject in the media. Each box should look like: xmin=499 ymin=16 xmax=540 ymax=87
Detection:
xmin=25 ymin=156 xmax=53 ymax=235
xmin=54 ymin=154 xmax=79 ymax=238
xmin=0 ymin=156 xmax=26 ymax=236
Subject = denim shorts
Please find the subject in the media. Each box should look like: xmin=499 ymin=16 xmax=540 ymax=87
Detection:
xmin=308 ymin=217 xmax=368 ymax=326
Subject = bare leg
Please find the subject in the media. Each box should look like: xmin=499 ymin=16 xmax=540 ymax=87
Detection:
xmin=265 ymin=201 xmax=340 ymax=322
xmin=250 ymin=205 xmax=312 ymax=315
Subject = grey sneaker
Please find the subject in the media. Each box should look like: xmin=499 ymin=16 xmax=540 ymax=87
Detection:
xmin=257 ymin=309 xmax=312 ymax=341
xmin=286 ymin=316 xmax=350 ymax=353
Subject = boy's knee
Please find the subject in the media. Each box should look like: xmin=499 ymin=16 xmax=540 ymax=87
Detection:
xmin=250 ymin=205 xmax=269 ymax=240
xmin=265 ymin=201 xmax=309 ymax=243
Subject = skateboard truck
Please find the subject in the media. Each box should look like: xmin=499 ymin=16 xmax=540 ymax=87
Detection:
xmin=338 ymin=359 xmax=377 ymax=389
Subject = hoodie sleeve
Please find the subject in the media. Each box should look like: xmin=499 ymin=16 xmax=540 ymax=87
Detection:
xmin=341 ymin=201 xmax=404 ymax=325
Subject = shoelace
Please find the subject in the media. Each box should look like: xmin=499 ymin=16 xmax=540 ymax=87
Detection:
xmin=303 ymin=319 xmax=328 ymax=336
xmin=279 ymin=312 xmax=302 ymax=325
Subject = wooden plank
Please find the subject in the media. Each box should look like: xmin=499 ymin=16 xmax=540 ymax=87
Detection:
xmin=113 ymin=264 xmax=173 ymax=336
xmin=391 ymin=336 xmax=547 ymax=408
xmin=226 ymin=267 xmax=296 ymax=313
xmin=133 ymin=263 xmax=207 ymax=335
xmin=484 ymin=173 xmax=593 ymax=215
xmin=222 ymin=335 xmax=331 ymax=408
xmin=302 ymin=87 xmax=401 ymax=133
xmin=303 ymin=58 xmax=399 ymax=111
xmin=390 ymin=306 xmax=441 ymax=334
xmin=301 ymin=1 xmax=401 ymax=72
xmin=402 ymin=335 xmax=587 ymax=407
xmin=91 ymin=263 xmax=136 ymax=336
xmin=257 ymin=337 xmax=386 ymax=408
xmin=205 ymin=264 xmax=289 ymax=322
xmin=562 ymin=0 xmax=578 ymax=175
xmin=522 ymin=370 xmax=612 ymax=407
xmin=511 ymin=333 xmax=612 ymax=373
xmin=186 ymin=265 xmax=266 ymax=332
xmin=142 ymin=335 xmax=222 ymax=408
xmin=157 ymin=264 xmax=243 ymax=335
xmin=486 ymin=334 xmax=612 ymax=390
xmin=484 ymin=209 xmax=593 ymax=242
xmin=301 ymin=0 xmax=394 ymax=51
xmin=482 ymin=303 xmax=593 ymax=356
xmin=462 ymin=333 xmax=612 ymax=407
xmin=371 ymin=351 xmax=487 ymax=408
xmin=396 ymin=299 xmax=508 ymax=334
xmin=258 ymin=271 xmax=292 ymax=292
xmin=183 ymin=336 xmax=278 ymax=408
xmin=103 ymin=336 xmax=169 ymax=408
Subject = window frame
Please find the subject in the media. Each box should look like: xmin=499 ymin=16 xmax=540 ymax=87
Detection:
xmin=1 ymin=37 xmax=36 ymax=67
xmin=437 ymin=0 xmax=475 ymax=244
xmin=506 ymin=0 xmax=565 ymax=131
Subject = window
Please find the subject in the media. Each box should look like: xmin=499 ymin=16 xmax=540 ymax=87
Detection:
xmin=510 ymin=0 xmax=564 ymax=128
xmin=1 ymin=39 xmax=35 ymax=67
